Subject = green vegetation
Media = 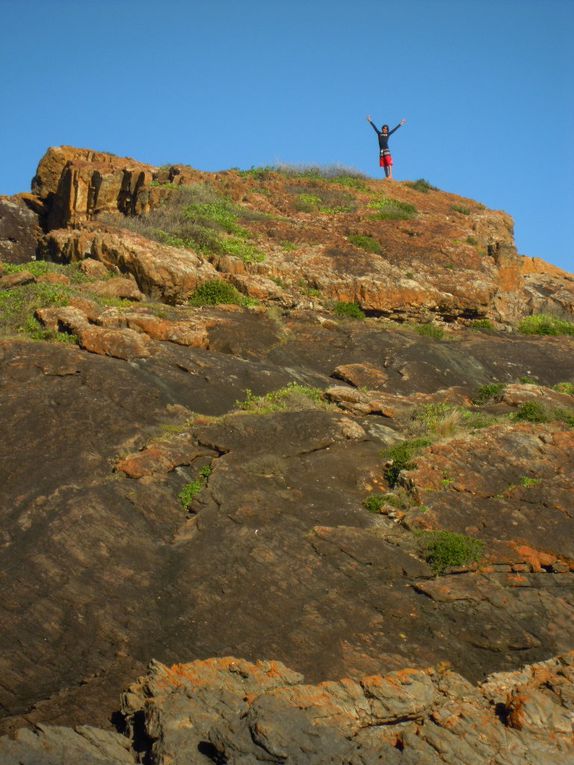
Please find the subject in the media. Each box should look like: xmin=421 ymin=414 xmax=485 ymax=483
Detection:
xmin=451 ymin=204 xmax=471 ymax=215
xmin=363 ymin=494 xmax=388 ymax=514
xmin=473 ymin=382 xmax=506 ymax=405
xmin=466 ymin=236 xmax=479 ymax=246
xmin=333 ymin=301 xmax=365 ymax=320
xmin=518 ymin=314 xmax=574 ymax=336
xmin=236 ymin=383 xmax=325 ymax=414
xmin=293 ymin=188 xmax=356 ymax=214
xmin=274 ymin=164 xmax=367 ymax=180
xmin=520 ymin=476 xmax=541 ymax=488
xmin=468 ymin=318 xmax=494 ymax=331
xmin=188 ymin=279 xmax=250 ymax=307
xmin=383 ymin=438 xmax=431 ymax=487
xmin=0 ymin=280 xmax=73 ymax=339
xmin=348 ymin=234 xmax=381 ymax=253
xmin=178 ymin=464 xmax=212 ymax=509
xmin=369 ymin=197 xmax=417 ymax=221
xmin=411 ymin=402 xmax=496 ymax=439
xmin=519 ymin=375 xmax=538 ymax=384
xmin=105 ymin=183 xmax=265 ymax=263
xmin=513 ymin=401 xmax=548 ymax=423
xmin=418 ymin=530 xmax=484 ymax=575
xmin=554 ymin=382 xmax=574 ymax=396
xmin=415 ymin=323 xmax=444 ymax=340
xmin=404 ymin=178 xmax=438 ymax=193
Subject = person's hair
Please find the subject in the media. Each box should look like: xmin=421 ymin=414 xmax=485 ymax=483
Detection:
xmin=382 ymin=124 xmax=389 ymax=131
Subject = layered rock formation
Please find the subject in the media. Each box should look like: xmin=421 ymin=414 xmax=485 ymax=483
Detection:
xmin=1 ymin=652 xmax=573 ymax=764
xmin=0 ymin=147 xmax=573 ymax=761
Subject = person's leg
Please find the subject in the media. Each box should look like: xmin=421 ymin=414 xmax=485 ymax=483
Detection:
xmin=386 ymin=155 xmax=394 ymax=180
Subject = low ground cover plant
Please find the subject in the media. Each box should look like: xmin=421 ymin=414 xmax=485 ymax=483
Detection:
xmin=189 ymin=279 xmax=250 ymax=307
xmin=404 ymin=179 xmax=438 ymax=193
xmin=415 ymin=323 xmax=444 ymax=340
xmin=369 ymin=197 xmax=417 ymax=221
xmin=105 ymin=183 xmax=265 ymax=263
xmin=418 ymin=530 xmax=484 ymax=575
xmin=291 ymin=185 xmax=357 ymax=214
xmin=451 ymin=204 xmax=471 ymax=215
xmin=383 ymin=438 xmax=431 ymax=487
xmin=333 ymin=301 xmax=365 ymax=320
xmin=518 ymin=314 xmax=574 ymax=336
xmin=348 ymin=234 xmax=381 ymax=253
xmin=236 ymin=383 xmax=325 ymax=414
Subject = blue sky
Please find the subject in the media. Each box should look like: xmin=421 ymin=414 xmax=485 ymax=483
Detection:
xmin=1 ymin=0 xmax=572 ymax=271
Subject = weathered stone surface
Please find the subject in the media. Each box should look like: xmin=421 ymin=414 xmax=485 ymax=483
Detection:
xmin=3 ymin=653 xmax=573 ymax=764
xmin=41 ymin=224 xmax=219 ymax=302
xmin=0 ymin=195 xmax=43 ymax=263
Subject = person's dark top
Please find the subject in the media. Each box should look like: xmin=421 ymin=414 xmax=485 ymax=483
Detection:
xmin=369 ymin=121 xmax=402 ymax=154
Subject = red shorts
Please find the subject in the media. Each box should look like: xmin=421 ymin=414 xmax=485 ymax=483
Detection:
xmin=379 ymin=153 xmax=393 ymax=167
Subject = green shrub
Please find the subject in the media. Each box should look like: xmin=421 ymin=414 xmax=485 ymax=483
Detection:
xmin=415 ymin=323 xmax=444 ymax=340
xmin=473 ymin=383 xmax=506 ymax=405
xmin=519 ymin=375 xmax=538 ymax=384
xmin=513 ymin=401 xmax=548 ymax=423
xmin=419 ymin=531 xmax=484 ymax=575
xmin=404 ymin=179 xmax=438 ymax=193
xmin=383 ymin=438 xmax=431 ymax=487
xmin=554 ymin=382 xmax=574 ymax=396
xmin=466 ymin=235 xmax=479 ymax=246
xmin=178 ymin=464 xmax=212 ymax=509
xmin=554 ymin=408 xmax=574 ymax=427
xmin=348 ymin=234 xmax=381 ymax=253
xmin=469 ymin=318 xmax=494 ymax=331
xmin=451 ymin=204 xmax=471 ymax=215
xmin=293 ymin=186 xmax=356 ymax=214
xmin=189 ymin=279 xmax=247 ymax=306
xmin=518 ymin=314 xmax=574 ymax=336
xmin=363 ymin=494 xmax=387 ymax=513
xmin=369 ymin=197 xmax=417 ymax=221
xmin=0 ymin=281 xmax=73 ymax=338
xmin=333 ymin=301 xmax=365 ymax=320
xmin=275 ymin=164 xmax=367 ymax=180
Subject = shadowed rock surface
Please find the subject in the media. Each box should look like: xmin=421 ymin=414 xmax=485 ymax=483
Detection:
xmin=0 ymin=147 xmax=573 ymax=761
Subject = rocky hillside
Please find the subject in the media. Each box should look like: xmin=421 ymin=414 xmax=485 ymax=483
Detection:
xmin=0 ymin=147 xmax=573 ymax=762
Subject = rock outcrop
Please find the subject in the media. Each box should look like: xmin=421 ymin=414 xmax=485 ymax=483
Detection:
xmin=1 ymin=652 xmax=573 ymax=764
xmin=1 ymin=147 xmax=573 ymax=761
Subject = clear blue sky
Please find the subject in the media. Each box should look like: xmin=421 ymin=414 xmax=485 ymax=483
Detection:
xmin=1 ymin=0 xmax=572 ymax=271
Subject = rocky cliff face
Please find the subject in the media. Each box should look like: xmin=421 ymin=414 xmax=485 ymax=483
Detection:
xmin=2 ymin=652 xmax=574 ymax=764
xmin=0 ymin=147 xmax=573 ymax=761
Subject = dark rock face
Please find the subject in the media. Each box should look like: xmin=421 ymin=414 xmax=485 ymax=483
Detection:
xmin=0 ymin=196 xmax=43 ymax=263
xmin=1 ymin=652 xmax=573 ymax=764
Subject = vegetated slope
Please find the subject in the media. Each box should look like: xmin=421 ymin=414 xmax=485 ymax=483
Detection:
xmin=0 ymin=147 xmax=573 ymax=760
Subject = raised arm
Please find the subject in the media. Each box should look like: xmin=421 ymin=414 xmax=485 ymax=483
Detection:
xmin=388 ymin=118 xmax=407 ymax=136
xmin=367 ymin=115 xmax=380 ymax=135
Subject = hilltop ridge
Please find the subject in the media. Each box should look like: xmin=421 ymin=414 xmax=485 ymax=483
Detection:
xmin=0 ymin=147 xmax=573 ymax=763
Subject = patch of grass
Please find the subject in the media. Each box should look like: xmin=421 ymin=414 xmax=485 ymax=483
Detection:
xmin=2 ymin=260 xmax=91 ymax=284
xmin=469 ymin=318 xmax=494 ymax=331
xmin=513 ymin=401 xmax=548 ymax=423
xmin=554 ymin=382 xmax=574 ymax=396
xmin=369 ymin=197 xmax=417 ymax=221
xmin=293 ymin=187 xmax=356 ymax=214
xmin=383 ymin=438 xmax=431 ymax=487
xmin=405 ymin=271 xmax=415 ymax=279
xmin=520 ymin=476 xmax=541 ymax=488
xmin=189 ymin=279 xmax=248 ymax=307
xmin=348 ymin=233 xmax=381 ymax=254
xmin=0 ymin=281 xmax=73 ymax=338
xmin=236 ymin=383 xmax=325 ymax=414
xmin=518 ymin=314 xmax=574 ymax=336
xmin=518 ymin=375 xmax=538 ymax=384
xmin=473 ymin=383 xmax=506 ymax=405
xmin=280 ymin=241 xmax=298 ymax=251
xmin=554 ymin=408 xmax=574 ymax=427
xmin=466 ymin=236 xmax=479 ymax=246
xmin=404 ymin=178 xmax=438 ymax=193
xmin=410 ymin=403 xmax=496 ymax=440
xmin=418 ymin=530 xmax=484 ymax=575
xmin=333 ymin=301 xmax=365 ymax=320
xmin=102 ymin=183 xmax=266 ymax=263
xmin=275 ymin=164 xmax=367 ymax=180
xmin=451 ymin=204 xmax=471 ymax=215
xmin=415 ymin=323 xmax=444 ymax=340
xmin=178 ymin=464 xmax=212 ymax=509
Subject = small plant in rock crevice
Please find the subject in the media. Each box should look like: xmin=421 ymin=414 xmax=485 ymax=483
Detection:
xmin=179 ymin=464 xmax=213 ymax=510
xmin=383 ymin=438 xmax=432 ymax=488
xmin=333 ymin=301 xmax=365 ymax=320
xmin=472 ymin=383 xmax=506 ymax=405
